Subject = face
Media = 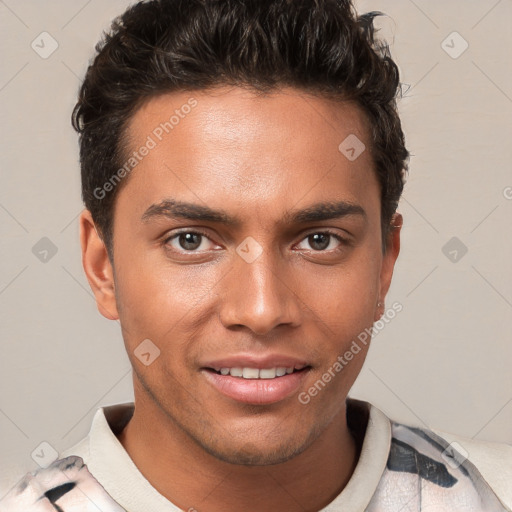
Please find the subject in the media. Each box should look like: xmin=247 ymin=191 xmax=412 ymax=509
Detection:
xmin=81 ymin=86 xmax=401 ymax=466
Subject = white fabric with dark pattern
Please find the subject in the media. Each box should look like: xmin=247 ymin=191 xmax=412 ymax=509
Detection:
xmin=1 ymin=400 xmax=510 ymax=511
xmin=363 ymin=423 xmax=509 ymax=511
xmin=0 ymin=456 xmax=124 ymax=511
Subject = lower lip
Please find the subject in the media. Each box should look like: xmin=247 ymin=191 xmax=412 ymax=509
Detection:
xmin=201 ymin=368 xmax=310 ymax=405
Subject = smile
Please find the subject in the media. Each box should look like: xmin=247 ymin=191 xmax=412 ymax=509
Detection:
xmin=202 ymin=366 xmax=311 ymax=404
xmin=209 ymin=365 xmax=308 ymax=379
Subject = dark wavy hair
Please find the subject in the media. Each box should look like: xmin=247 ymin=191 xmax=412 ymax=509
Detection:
xmin=72 ymin=0 xmax=409 ymax=260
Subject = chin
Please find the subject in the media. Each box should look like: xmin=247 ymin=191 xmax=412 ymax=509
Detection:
xmin=208 ymin=444 xmax=301 ymax=466
xmin=197 ymin=427 xmax=319 ymax=467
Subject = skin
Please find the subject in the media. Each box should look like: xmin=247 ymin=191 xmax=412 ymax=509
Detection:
xmin=80 ymin=86 xmax=402 ymax=512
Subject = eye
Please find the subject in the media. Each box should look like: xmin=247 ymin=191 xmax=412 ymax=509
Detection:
xmin=296 ymin=231 xmax=348 ymax=252
xmin=163 ymin=231 xmax=218 ymax=252
xmin=161 ymin=229 xmax=349 ymax=255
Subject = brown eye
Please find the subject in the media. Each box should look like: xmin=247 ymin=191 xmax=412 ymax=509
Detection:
xmin=164 ymin=231 xmax=217 ymax=253
xmin=296 ymin=231 xmax=347 ymax=252
xmin=178 ymin=232 xmax=202 ymax=251
xmin=308 ymin=233 xmax=331 ymax=251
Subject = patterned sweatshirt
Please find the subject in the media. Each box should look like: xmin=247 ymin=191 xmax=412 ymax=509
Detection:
xmin=1 ymin=400 xmax=510 ymax=511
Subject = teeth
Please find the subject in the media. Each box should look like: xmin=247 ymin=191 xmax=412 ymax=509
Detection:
xmin=259 ymin=368 xmax=276 ymax=379
xmin=215 ymin=366 xmax=303 ymax=379
xmin=242 ymin=367 xmax=260 ymax=379
xmin=229 ymin=367 xmax=243 ymax=377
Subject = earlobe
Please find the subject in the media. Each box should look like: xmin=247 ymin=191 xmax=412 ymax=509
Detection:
xmin=79 ymin=209 xmax=119 ymax=321
xmin=375 ymin=212 xmax=402 ymax=322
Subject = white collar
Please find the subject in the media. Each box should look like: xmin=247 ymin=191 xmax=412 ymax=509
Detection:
xmin=62 ymin=398 xmax=391 ymax=511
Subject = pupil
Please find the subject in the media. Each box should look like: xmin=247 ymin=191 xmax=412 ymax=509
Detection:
xmin=180 ymin=233 xmax=201 ymax=250
xmin=309 ymin=233 xmax=330 ymax=251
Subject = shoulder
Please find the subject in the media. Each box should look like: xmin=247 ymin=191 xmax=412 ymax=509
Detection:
xmin=0 ymin=456 xmax=124 ymax=511
xmin=384 ymin=419 xmax=512 ymax=510
xmin=431 ymin=427 xmax=512 ymax=509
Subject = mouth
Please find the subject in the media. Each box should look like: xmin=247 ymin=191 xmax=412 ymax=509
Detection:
xmin=204 ymin=364 xmax=310 ymax=379
xmin=201 ymin=365 xmax=312 ymax=405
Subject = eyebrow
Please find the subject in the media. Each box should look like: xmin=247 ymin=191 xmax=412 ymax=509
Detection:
xmin=141 ymin=199 xmax=367 ymax=226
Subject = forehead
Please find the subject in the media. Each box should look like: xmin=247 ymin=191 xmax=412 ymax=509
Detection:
xmin=118 ymin=86 xmax=379 ymax=224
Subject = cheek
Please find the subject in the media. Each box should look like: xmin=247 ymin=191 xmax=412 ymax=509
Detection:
xmin=113 ymin=232 xmax=381 ymax=347
xmin=113 ymin=251 xmax=221 ymax=341
xmin=313 ymin=250 xmax=381 ymax=318
xmin=305 ymin=251 xmax=381 ymax=373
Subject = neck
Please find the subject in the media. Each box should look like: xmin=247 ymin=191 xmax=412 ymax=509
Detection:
xmin=117 ymin=394 xmax=360 ymax=512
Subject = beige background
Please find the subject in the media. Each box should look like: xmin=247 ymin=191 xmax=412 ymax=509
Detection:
xmin=1 ymin=0 xmax=511 ymax=497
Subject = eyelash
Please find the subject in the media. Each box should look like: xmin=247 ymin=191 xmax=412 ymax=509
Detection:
xmin=161 ymin=229 xmax=350 ymax=254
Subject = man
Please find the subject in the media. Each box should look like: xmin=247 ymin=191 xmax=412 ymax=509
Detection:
xmin=1 ymin=0 xmax=510 ymax=510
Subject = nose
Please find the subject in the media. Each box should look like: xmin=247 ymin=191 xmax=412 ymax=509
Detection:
xmin=218 ymin=247 xmax=302 ymax=336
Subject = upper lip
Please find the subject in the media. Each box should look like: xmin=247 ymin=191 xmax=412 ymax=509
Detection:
xmin=201 ymin=354 xmax=311 ymax=371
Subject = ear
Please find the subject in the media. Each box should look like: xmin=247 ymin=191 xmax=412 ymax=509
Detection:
xmin=375 ymin=212 xmax=402 ymax=321
xmin=79 ymin=209 xmax=119 ymax=321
